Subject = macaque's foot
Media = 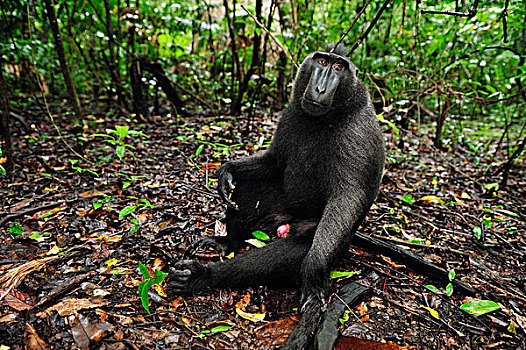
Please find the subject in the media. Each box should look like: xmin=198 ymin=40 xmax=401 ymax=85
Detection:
xmin=299 ymin=284 xmax=328 ymax=313
xmin=299 ymin=258 xmax=329 ymax=312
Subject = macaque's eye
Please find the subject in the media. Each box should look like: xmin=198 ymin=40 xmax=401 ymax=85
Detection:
xmin=318 ymin=58 xmax=328 ymax=67
xmin=333 ymin=63 xmax=344 ymax=71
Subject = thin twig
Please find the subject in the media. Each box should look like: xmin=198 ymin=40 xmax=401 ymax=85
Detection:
xmin=240 ymin=4 xmax=299 ymax=69
xmin=349 ymin=0 xmax=392 ymax=56
xmin=331 ymin=0 xmax=373 ymax=53
xmin=421 ymin=0 xmax=479 ymax=18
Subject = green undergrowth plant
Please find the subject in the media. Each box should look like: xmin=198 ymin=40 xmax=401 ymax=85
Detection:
xmin=138 ymin=261 xmax=168 ymax=315
xmin=92 ymin=125 xmax=149 ymax=161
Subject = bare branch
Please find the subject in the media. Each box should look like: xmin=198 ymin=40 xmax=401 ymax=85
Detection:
xmin=240 ymin=4 xmax=299 ymax=69
xmin=421 ymin=0 xmax=480 ymax=18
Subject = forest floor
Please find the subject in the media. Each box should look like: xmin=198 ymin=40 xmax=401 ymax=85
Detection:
xmin=0 ymin=105 xmax=525 ymax=350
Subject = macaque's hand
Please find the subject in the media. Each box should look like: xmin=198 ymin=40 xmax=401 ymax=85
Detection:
xmin=217 ymin=163 xmax=239 ymax=210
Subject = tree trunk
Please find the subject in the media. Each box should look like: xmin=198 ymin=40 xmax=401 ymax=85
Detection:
xmin=232 ymin=0 xmax=262 ymax=114
xmin=103 ymin=0 xmax=126 ymax=108
xmin=223 ymin=0 xmax=242 ymax=112
xmin=137 ymin=57 xmax=187 ymax=116
xmin=0 ymin=53 xmax=14 ymax=174
xmin=129 ymin=57 xmax=150 ymax=122
xmin=43 ymin=0 xmax=82 ymax=119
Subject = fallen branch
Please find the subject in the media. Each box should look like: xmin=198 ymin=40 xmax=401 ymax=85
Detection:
xmin=314 ymin=275 xmax=376 ymax=349
xmin=353 ymin=232 xmax=476 ymax=295
xmin=0 ymin=198 xmax=81 ymax=227
xmin=36 ymin=270 xmax=95 ymax=307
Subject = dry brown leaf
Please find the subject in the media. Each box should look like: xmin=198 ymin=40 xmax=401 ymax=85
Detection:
xmin=4 ymin=289 xmax=33 ymax=311
xmin=254 ymin=315 xmax=299 ymax=349
xmin=25 ymin=322 xmax=50 ymax=350
xmin=36 ymin=298 xmax=105 ymax=318
xmin=70 ymin=313 xmax=113 ymax=350
xmin=336 ymin=337 xmax=419 ymax=350
xmin=0 ymin=313 xmax=18 ymax=323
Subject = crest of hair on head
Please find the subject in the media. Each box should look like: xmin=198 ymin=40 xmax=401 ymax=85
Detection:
xmin=325 ymin=43 xmax=349 ymax=57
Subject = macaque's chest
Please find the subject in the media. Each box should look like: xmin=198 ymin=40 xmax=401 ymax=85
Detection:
xmin=281 ymin=140 xmax=335 ymax=216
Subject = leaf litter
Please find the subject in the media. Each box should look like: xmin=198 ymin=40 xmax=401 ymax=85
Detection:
xmin=0 ymin=111 xmax=524 ymax=349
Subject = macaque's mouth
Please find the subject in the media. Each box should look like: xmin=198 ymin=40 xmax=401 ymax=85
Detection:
xmin=303 ymin=99 xmax=329 ymax=108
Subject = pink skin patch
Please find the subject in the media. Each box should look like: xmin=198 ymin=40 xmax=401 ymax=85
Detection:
xmin=277 ymin=224 xmax=290 ymax=237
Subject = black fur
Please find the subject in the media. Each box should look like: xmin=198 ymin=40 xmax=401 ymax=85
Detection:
xmin=169 ymin=45 xmax=385 ymax=308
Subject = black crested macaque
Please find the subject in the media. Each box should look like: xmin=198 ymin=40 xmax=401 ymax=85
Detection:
xmin=169 ymin=44 xmax=385 ymax=309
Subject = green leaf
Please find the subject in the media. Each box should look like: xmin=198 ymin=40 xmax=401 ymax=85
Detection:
xmin=483 ymin=218 xmax=493 ymax=228
xmin=484 ymin=183 xmax=499 ymax=192
xmin=139 ymin=198 xmax=154 ymax=208
xmin=157 ymin=33 xmax=168 ymax=44
xmin=473 ymin=225 xmax=482 ymax=239
xmin=508 ymin=319 xmax=517 ymax=335
xmin=137 ymin=264 xmax=166 ymax=315
xmin=115 ymin=125 xmax=129 ymax=140
xmin=152 ymin=269 xmax=168 ymax=284
xmin=377 ymin=114 xmax=399 ymax=136
xmin=448 ymin=269 xmax=456 ymax=281
xmin=339 ymin=309 xmax=350 ymax=324
xmin=330 ymin=270 xmax=360 ymax=279
xmin=446 ymin=283 xmax=454 ymax=297
xmin=251 ymin=230 xmax=270 ymax=241
xmin=419 ymin=305 xmax=439 ymax=319
xmin=0 ymin=164 xmax=6 ymax=176
xmin=130 ymin=219 xmax=139 ymax=235
xmin=195 ymin=144 xmax=205 ymax=157
xmin=494 ymin=209 xmax=519 ymax=218
xmin=85 ymin=169 xmax=99 ymax=176
xmin=29 ymin=232 xmax=44 ymax=240
xmin=119 ymin=205 xmax=137 ymax=219
xmin=195 ymin=325 xmax=233 ymax=338
xmin=116 ymin=145 xmax=126 ymax=159
xmin=400 ymin=194 xmax=415 ymax=205
xmin=138 ymin=261 xmax=150 ymax=278
xmin=140 ymin=279 xmax=156 ymax=314
xmin=9 ymin=222 xmax=24 ymax=234
xmin=460 ymin=300 xmax=501 ymax=316
xmin=424 ymin=284 xmax=439 ymax=293
xmin=210 ymin=325 xmax=232 ymax=332
xmin=245 ymin=238 xmax=266 ymax=248
xmin=138 ymin=279 xmax=148 ymax=297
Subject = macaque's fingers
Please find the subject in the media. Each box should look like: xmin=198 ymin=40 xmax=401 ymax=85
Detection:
xmin=170 ymin=269 xmax=191 ymax=277
xmin=218 ymin=171 xmax=239 ymax=210
xmin=227 ymin=176 xmax=235 ymax=191
xmin=173 ymin=260 xmax=194 ymax=269
xmin=224 ymin=196 xmax=239 ymax=210
xmin=168 ymin=261 xmax=195 ymax=293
